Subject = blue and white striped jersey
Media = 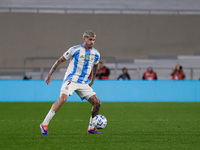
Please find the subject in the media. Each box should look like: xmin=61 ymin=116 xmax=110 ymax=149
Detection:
xmin=63 ymin=44 xmax=100 ymax=84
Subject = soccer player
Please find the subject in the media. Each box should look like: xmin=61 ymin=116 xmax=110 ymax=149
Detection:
xmin=40 ymin=30 xmax=103 ymax=135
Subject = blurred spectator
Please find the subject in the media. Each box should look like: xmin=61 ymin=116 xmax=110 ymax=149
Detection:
xmin=171 ymin=63 xmax=185 ymax=80
xmin=117 ymin=67 xmax=131 ymax=80
xmin=23 ymin=75 xmax=32 ymax=80
xmin=96 ymin=61 xmax=110 ymax=80
xmin=142 ymin=66 xmax=157 ymax=80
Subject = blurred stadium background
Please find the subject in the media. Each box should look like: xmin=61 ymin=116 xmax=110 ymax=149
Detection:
xmin=0 ymin=0 xmax=200 ymax=80
xmin=1 ymin=2 xmax=200 ymax=149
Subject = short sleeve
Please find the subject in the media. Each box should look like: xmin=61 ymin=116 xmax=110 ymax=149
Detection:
xmin=94 ymin=52 xmax=100 ymax=65
xmin=63 ymin=47 xmax=73 ymax=60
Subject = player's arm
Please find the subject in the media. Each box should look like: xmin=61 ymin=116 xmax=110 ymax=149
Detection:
xmin=45 ymin=56 xmax=66 ymax=85
xmin=88 ymin=64 xmax=98 ymax=86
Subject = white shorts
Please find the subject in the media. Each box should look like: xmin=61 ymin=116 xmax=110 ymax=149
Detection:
xmin=60 ymin=80 xmax=96 ymax=100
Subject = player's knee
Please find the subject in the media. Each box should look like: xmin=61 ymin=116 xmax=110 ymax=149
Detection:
xmin=88 ymin=95 xmax=101 ymax=108
xmin=96 ymin=100 xmax=101 ymax=109
xmin=58 ymin=94 xmax=68 ymax=105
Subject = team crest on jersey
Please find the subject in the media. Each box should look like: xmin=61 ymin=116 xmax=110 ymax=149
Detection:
xmin=86 ymin=55 xmax=89 ymax=59
xmin=90 ymin=54 xmax=95 ymax=60
xmin=91 ymin=55 xmax=94 ymax=60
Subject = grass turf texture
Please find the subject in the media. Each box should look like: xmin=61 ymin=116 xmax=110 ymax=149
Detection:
xmin=0 ymin=102 xmax=200 ymax=150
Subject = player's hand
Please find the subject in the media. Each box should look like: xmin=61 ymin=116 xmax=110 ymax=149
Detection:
xmin=45 ymin=75 xmax=51 ymax=85
xmin=88 ymin=80 xmax=94 ymax=87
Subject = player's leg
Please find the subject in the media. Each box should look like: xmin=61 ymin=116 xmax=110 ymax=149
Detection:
xmin=51 ymin=93 xmax=69 ymax=113
xmin=87 ymin=94 xmax=102 ymax=128
xmin=40 ymin=93 xmax=68 ymax=135
xmin=40 ymin=80 xmax=74 ymax=135
xmin=88 ymin=94 xmax=101 ymax=118
xmin=43 ymin=93 xmax=68 ymax=124
xmin=87 ymin=94 xmax=103 ymax=134
xmin=75 ymin=83 xmax=103 ymax=134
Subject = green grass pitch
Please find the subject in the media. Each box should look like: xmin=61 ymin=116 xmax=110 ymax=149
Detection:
xmin=0 ymin=102 xmax=200 ymax=150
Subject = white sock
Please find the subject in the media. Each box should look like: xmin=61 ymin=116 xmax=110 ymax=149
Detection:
xmin=43 ymin=110 xmax=55 ymax=125
xmin=88 ymin=116 xmax=95 ymax=129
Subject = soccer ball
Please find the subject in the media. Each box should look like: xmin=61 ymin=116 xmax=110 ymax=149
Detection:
xmin=93 ymin=115 xmax=107 ymax=129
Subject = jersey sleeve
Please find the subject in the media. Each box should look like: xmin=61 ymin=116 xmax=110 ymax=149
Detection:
xmin=63 ymin=47 xmax=74 ymax=60
xmin=94 ymin=52 xmax=100 ymax=65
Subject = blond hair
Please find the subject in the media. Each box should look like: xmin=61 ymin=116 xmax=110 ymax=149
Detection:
xmin=83 ymin=30 xmax=96 ymax=38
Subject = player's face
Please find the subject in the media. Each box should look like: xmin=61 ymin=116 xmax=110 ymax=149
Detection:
xmin=84 ymin=36 xmax=96 ymax=50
